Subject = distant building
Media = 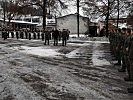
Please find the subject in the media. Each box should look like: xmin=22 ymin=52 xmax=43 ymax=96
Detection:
xmin=56 ymin=14 xmax=89 ymax=34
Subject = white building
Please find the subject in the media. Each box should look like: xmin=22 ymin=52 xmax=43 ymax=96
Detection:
xmin=56 ymin=14 xmax=89 ymax=34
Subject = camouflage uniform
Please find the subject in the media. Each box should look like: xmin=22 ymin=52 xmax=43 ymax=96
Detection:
xmin=25 ymin=30 xmax=28 ymax=39
xmin=44 ymin=30 xmax=50 ymax=45
xmin=29 ymin=32 xmax=31 ymax=40
xmin=52 ymin=29 xmax=59 ymax=46
xmin=122 ymin=29 xmax=132 ymax=77
xmin=62 ymin=29 xmax=69 ymax=46
xmin=127 ymin=36 xmax=133 ymax=93
xmin=11 ymin=30 xmax=14 ymax=38
xmin=115 ymin=30 xmax=122 ymax=65
xmin=41 ymin=32 xmax=44 ymax=41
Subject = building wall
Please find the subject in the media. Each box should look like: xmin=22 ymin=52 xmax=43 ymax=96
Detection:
xmin=56 ymin=15 xmax=89 ymax=34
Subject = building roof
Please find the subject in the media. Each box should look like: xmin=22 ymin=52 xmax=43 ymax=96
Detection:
xmin=0 ymin=19 xmax=38 ymax=25
xmin=57 ymin=13 xmax=89 ymax=19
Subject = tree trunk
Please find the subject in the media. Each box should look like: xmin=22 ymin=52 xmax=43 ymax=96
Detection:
xmin=106 ymin=0 xmax=110 ymax=37
xmin=117 ymin=0 xmax=119 ymax=28
xmin=3 ymin=1 xmax=6 ymax=26
xmin=43 ymin=0 xmax=46 ymax=30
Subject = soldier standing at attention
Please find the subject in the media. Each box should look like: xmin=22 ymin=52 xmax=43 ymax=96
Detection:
xmin=2 ymin=27 xmax=4 ymax=39
xmin=44 ymin=29 xmax=50 ymax=45
xmin=52 ymin=29 xmax=59 ymax=46
xmin=114 ymin=29 xmax=122 ymax=66
xmin=41 ymin=30 xmax=44 ymax=41
xmin=11 ymin=28 xmax=14 ymax=38
xmin=62 ymin=29 xmax=68 ymax=46
xmin=29 ymin=30 xmax=31 ymax=40
xmin=127 ymin=32 xmax=133 ymax=93
xmin=118 ymin=28 xmax=127 ymax=72
xmin=33 ymin=30 xmax=36 ymax=39
xmin=25 ymin=29 xmax=28 ymax=39
xmin=3 ymin=28 xmax=7 ymax=40
xmin=7 ymin=26 xmax=9 ymax=38
xmin=122 ymin=29 xmax=133 ymax=81
xmin=16 ymin=28 xmax=19 ymax=39
xmin=37 ymin=29 xmax=40 ymax=39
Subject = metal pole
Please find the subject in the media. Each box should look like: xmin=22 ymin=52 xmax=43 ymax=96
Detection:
xmin=3 ymin=0 xmax=6 ymax=26
xmin=43 ymin=0 xmax=46 ymax=30
xmin=106 ymin=0 xmax=110 ymax=37
xmin=77 ymin=0 xmax=79 ymax=37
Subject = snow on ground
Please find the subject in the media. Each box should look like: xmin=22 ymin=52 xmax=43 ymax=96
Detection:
xmin=10 ymin=37 xmax=109 ymax=60
xmin=0 ymin=37 xmax=133 ymax=100
xmin=69 ymin=34 xmax=86 ymax=38
xmin=11 ymin=46 xmax=63 ymax=57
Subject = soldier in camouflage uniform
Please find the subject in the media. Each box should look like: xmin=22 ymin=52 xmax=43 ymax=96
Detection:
xmin=11 ymin=28 xmax=14 ymax=38
xmin=20 ymin=29 xmax=24 ymax=39
xmin=52 ymin=29 xmax=59 ymax=46
xmin=127 ymin=30 xmax=133 ymax=92
xmin=62 ymin=29 xmax=69 ymax=46
xmin=28 ymin=30 xmax=31 ymax=40
xmin=118 ymin=28 xmax=127 ymax=72
xmin=32 ymin=30 xmax=36 ymax=39
xmin=122 ymin=29 xmax=133 ymax=81
xmin=37 ymin=29 xmax=40 ymax=39
xmin=41 ymin=30 xmax=44 ymax=41
xmin=3 ymin=28 xmax=7 ymax=40
xmin=114 ymin=29 xmax=122 ymax=66
xmin=16 ymin=28 xmax=19 ymax=39
xmin=44 ymin=30 xmax=50 ymax=45
xmin=25 ymin=29 xmax=28 ymax=39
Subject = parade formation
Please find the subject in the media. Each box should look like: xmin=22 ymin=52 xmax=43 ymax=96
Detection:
xmin=109 ymin=28 xmax=133 ymax=93
xmin=0 ymin=27 xmax=70 ymax=46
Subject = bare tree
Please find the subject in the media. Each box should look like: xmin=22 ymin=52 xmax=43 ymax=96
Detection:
xmin=81 ymin=0 xmax=132 ymax=36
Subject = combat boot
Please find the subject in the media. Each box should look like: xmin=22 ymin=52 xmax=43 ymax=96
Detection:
xmin=124 ymin=77 xmax=133 ymax=81
xmin=127 ymin=87 xmax=133 ymax=93
xmin=118 ymin=68 xmax=126 ymax=72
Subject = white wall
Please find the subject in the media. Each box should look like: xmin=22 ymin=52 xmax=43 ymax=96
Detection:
xmin=57 ymin=15 xmax=89 ymax=34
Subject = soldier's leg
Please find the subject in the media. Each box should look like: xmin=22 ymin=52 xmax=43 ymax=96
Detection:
xmin=62 ymin=39 xmax=64 ymax=46
xmin=54 ymin=38 xmax=55 ymax=46
xmin=130 ymin=61 xmax=133 ymax=80
xmin=48 ymin=39 xmax=49 ymax=45
xmin=119 ymin=55 xmax=126 ymax=72
xmin=56 ymin=39 xmax=58 ymax=46
xmin=115 ymin=50 xmax=121 ymax=65
xmin=124 ymin=57 xmax=133 ymax=81
xmin=127 ymin=87 xmax=133 ymax=93
xmin=64 ymin=39 xmax=67 ymax=46
xmin=44 ymin=39 xmax=46 ymax=45
xmin=127 ymin=61 xmax=133 ymax=93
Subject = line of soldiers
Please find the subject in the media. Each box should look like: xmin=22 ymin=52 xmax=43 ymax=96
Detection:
xmin=109 ymin=28 xmax=133 ymax=93
xmin=1 ymin=28 xmax=70 ymax=46
xmin=45 ymin=29 xmax=70 ymax=46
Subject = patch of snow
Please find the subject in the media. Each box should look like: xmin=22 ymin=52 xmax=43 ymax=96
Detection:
xmin=11 ymin=46 xmax=63 ymax=57
xmin=69 ymin=34 xmax=86 ymax=38
xmin=66 ymin=48 xmax=81 ymax=58
xmin=92 ymin=43 xmax=111 ymax=66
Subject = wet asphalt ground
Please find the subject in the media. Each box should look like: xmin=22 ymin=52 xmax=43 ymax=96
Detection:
xmin=0 ymin=37 xmax=133 ymax=100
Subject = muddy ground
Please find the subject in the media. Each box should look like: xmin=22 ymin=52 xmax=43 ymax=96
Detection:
xmin=0 ymin=37 xmax=133 ymax=100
